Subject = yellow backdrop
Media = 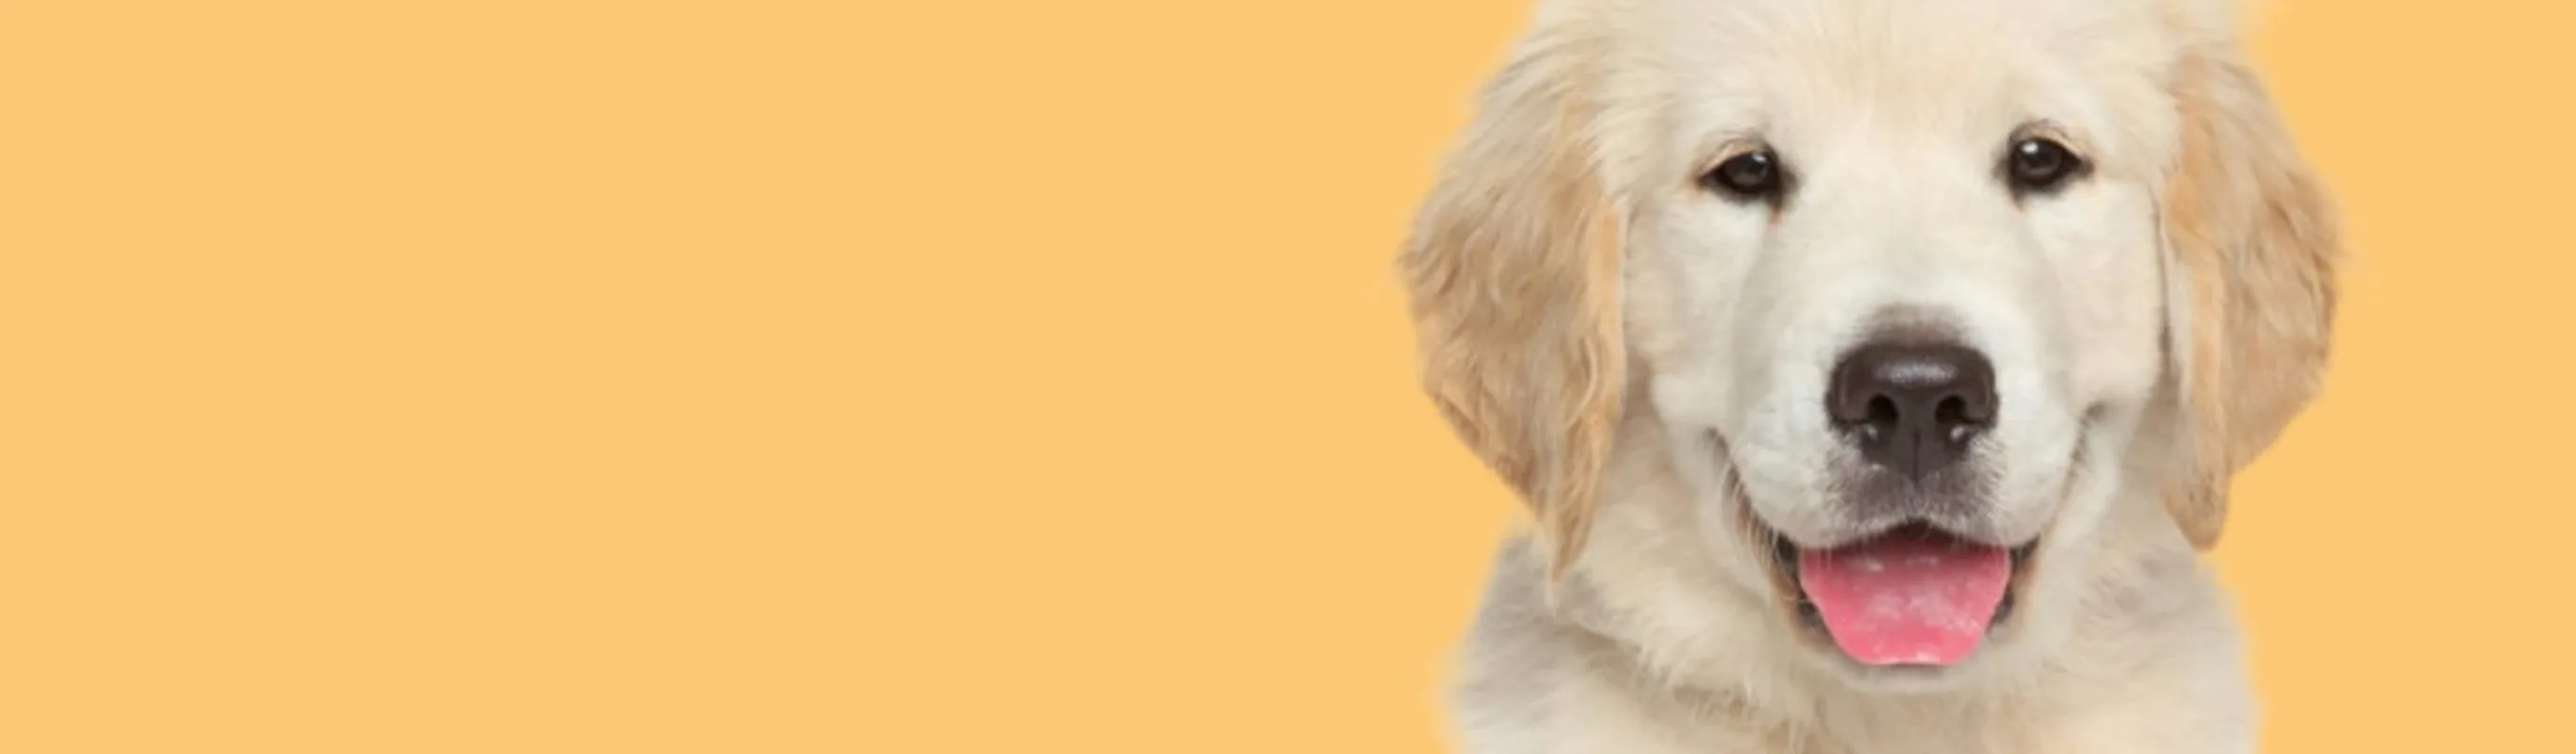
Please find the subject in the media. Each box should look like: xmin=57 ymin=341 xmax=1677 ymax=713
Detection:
xmin=2 ymin=1 xmax=2564 ymax=751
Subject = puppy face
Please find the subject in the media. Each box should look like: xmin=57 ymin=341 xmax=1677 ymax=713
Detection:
xmin=1627 ymin=0 xmax=2174 ymax=552
xmin=1403 ymin=0 xmax=2335 ymax=686
xmin=1617 ymin=0 xmax=2176 ymax=678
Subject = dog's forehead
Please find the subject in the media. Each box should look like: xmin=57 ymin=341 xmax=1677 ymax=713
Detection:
xmin=1622 ymin=0 xmax=2178 ymax=155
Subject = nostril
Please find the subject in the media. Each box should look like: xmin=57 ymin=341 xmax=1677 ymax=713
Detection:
xmin=1937 ymin=396 xmax=1985 ymax=442
xmin=1934 ymin=393 xmax=1995 ymax=427
xmin=1863 ymin=396 xmax=1901 ymax=436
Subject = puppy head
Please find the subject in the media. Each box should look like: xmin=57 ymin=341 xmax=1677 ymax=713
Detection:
xmin=1402 ymin=0 xmax=2335 ymax=680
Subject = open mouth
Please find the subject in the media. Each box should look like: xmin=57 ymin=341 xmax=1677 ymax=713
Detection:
xmin=1767 ymin=522 xmax=2039 ymax=667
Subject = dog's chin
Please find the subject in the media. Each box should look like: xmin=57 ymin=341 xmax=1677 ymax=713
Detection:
xmin=1731 ymin=491 xmax=2044 ymax=692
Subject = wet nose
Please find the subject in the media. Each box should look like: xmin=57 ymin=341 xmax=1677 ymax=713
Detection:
xmin=1825 ymin=340 xmax=1998 ymax=482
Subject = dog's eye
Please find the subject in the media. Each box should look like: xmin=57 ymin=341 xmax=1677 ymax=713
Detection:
xmin=2005 ymin=138 xmax=2086 ymax=195
xmin=1701 ymin=149 xmax=1785 ymax=201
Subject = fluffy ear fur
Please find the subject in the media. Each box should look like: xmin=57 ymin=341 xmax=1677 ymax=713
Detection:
xmin=1400 ymin=33 xmax=1624 ymax=578
xmin=2157 ymin=35 xmax=2341 ymax=549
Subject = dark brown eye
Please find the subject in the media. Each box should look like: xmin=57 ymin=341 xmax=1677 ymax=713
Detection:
xmin=1702 ymin=149 xmax=1784 ymax=200
xmin=2006 ymin=138 xmax=2085 ymax=195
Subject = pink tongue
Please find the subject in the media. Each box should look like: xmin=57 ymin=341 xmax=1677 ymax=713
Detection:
xmin=1796 ymin=533 xmax=2011 ymax=666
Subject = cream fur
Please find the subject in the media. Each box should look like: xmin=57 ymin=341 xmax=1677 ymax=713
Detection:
xmin=1398 ymin=0 xmax=2337 ymax=751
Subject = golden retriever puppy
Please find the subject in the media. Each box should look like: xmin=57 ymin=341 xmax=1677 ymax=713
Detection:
xmin=1397 ymin=0 xmax=2337 ymax=750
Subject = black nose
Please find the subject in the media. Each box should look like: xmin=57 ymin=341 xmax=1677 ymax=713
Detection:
xmin=1826 ymin=341 xmax=1998 ymax=482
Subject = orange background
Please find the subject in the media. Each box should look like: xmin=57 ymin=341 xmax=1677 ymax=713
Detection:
xmin=0 ymin=1 xmax=2565 ymax=751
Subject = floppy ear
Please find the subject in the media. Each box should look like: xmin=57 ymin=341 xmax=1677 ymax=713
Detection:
xmin=2157 ymin=41 xmax=2341 ymax=549
xmin=1399 ymin=36 xmax=1624 ymax=577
